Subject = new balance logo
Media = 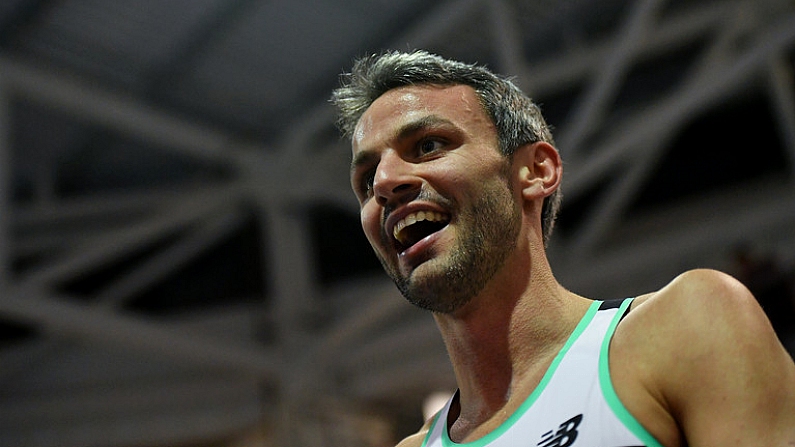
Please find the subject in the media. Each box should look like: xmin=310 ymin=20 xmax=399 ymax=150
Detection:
xmin=537 ymin=414 xmax=582 ymax=447
xmin=536 ymin=413 xmax=647 ymax=447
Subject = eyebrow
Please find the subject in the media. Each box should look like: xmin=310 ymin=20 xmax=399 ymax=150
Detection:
xmin=350 ymin=115 xmax=455 ymax=175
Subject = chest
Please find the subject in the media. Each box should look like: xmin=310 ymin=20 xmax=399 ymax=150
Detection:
xmin=424 ymin=301 xmax=664 ymax=447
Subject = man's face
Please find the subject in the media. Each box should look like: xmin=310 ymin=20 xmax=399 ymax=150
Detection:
xmin=350 ymin=84 xmax=521 ymax=313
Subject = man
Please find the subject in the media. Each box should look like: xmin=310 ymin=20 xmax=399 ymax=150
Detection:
xmin=331 ymin=50 xmax=795 ymax=447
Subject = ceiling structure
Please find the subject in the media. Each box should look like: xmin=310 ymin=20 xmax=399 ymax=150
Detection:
xmin=0 ymin=0 xmax=793 ymax=446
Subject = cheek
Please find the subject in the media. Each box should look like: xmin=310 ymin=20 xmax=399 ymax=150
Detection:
xmin=429 ymin=162 xmax=468 ymax=194
xmin=360 ymin=206 xmax=382 ymax=246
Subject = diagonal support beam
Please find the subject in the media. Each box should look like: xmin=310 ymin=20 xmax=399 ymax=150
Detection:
xmin=489 ymin=0 xmax=525 ymax=76
xmin=0 ymin=73 xmax=10 ymax=290
xmin=553 ymin=177 xmax=795 ymax=297
xmin=766 ymin=56 xmax=795 ymax=175
xmin=0 ymin=56 xmax=253 ymax=167
xmin=557 ymin=0 xmax=666 ymax=159
xmin=564 ymin=11 xmax=795 ymax=200
xmin=95 ymin=209 xmax=247 ymax=309
xmin=19 ymin=184 xmax=241 ymax=287
xmin=0 ymin=288 xmax=278 ymax=379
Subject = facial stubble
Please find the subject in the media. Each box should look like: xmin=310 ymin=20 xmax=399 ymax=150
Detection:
xmin=376 ymin=175 xmax=521 ymax=314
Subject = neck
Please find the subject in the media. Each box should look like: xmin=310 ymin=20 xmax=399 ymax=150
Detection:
xmin=432 ymin=249 xmax=590 ymax=439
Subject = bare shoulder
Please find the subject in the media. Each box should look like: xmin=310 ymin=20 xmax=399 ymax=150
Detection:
xmin=632 ymin=267 xmax=760 ymax=308
xmin=615 ymin=268 xmax=795 ymax=446
xmin=627 ymin=268 xmax=789 ymax=359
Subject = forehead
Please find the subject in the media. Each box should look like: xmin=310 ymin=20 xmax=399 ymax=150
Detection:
xmin=352 ymin=84 xmax=493 ymax=151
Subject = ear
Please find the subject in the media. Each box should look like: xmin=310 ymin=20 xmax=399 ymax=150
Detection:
xmin=515 ymin=141 xmax=562 ymax=202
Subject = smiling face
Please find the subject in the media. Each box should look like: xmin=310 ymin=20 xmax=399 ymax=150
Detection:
xmin=350 ymin=84 xmax=522 ymax=313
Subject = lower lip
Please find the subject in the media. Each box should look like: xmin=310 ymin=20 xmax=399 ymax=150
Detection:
xmin=397 ymin=225 xmax=448 ymax=270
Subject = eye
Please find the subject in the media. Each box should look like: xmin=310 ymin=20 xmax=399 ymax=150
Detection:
xmin=360 ymin=170 xmax=375 ymax=198
xmin=417 ymin=138 xmax=444 ymax=155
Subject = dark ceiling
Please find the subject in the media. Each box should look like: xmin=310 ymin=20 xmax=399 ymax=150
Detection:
xmin=0 ymin=0 xmax=794 ymax=446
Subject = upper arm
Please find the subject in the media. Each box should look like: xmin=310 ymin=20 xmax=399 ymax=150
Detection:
xmin=643 ymin=269 xmax=795 ymax=446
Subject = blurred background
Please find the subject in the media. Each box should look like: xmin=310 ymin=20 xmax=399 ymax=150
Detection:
xmin=0 ymin=0 xmax=793 ymax=445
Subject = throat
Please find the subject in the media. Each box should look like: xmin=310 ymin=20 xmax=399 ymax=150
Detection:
xmin=441 ymin=305 xmax=585 ymax=442
xmin=447 ymin=346 xmax=561 ymax=443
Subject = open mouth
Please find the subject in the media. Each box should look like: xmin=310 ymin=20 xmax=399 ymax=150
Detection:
xmin=392 ymin=210 xmax=450 ymax=252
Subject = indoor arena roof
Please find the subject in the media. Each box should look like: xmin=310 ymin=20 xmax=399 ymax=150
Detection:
xmin=0 ymin=0 xmax=794 ymax=445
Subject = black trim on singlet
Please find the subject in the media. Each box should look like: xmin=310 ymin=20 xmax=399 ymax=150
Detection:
xmin=598 ymin=299 xmax=625 ymax=310
xmin=599 ymin=298 xmax=633 ymax=323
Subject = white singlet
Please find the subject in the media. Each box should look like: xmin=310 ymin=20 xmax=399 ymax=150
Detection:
xmin=421 ymin=298 xmax=664 ymax=447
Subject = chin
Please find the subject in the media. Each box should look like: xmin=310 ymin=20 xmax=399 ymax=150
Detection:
xmin=397 ymin=270 xmax=475 ymax=314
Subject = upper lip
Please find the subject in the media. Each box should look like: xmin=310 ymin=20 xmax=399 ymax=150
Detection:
xmin=384 ymin=202 xmax=449 ymax=248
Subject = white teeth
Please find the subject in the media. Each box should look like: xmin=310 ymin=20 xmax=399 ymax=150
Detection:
xmin=392 ymin=211 xmax=448 ymax=243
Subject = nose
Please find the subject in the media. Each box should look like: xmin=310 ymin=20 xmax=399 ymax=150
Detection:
xmin=372 ymin=150 xmax=420 ymax=206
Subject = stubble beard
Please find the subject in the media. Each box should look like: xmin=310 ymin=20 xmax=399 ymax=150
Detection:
xmin=379 ymin=178 xmax=521 ymax=314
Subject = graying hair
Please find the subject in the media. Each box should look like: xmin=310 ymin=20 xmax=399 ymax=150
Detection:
xmin=331 ymin=50 xmax=562 ymax=245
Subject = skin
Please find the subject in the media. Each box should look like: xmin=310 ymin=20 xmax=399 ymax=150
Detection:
xmin=349 ymin=84 xmax=795 ymax=447
xmin=351 ymin=84 xmax=521 ymax=313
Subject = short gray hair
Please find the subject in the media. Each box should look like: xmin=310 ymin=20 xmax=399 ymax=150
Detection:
xmin=331 ymin=50 xmax=562 ymax=245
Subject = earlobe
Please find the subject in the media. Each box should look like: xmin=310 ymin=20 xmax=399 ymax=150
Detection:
xmin=519 ymin=142 xmax=562 ymax=201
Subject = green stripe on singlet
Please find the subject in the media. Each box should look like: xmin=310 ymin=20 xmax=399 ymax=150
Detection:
xmin=599 ymin=298 xmax=665 ymax=447
xmin=433 ymin=300 xmax=602 ymax=447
